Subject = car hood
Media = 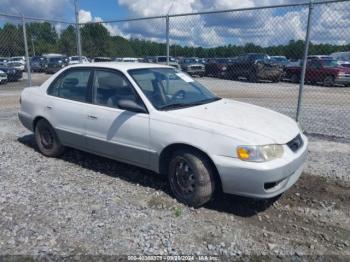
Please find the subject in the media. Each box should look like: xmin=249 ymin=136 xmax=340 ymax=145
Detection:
xmin=169 ymin=99 xmax=300 ymax=144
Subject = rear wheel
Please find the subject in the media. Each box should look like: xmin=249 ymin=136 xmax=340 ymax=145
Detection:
xmin=290 ymin=74 xmax=300 ymax=83
xmin=248 ymin=71 xmax=258 ymax=83
xmin=35 ymin=119 xmax=64 ymax=157
xmin=272 ymin=75 xmax=281 ymax=83
xmin=168 ymin=150 xmax=215 ymax=207
xmin=323 ymin=75 xmax=335 ymax=87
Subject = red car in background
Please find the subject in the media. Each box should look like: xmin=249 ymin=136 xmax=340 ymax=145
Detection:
xmin=205 ymin=58 xmax=233 ymax=78
xmin=285 ymin=59 xmax=350 ymax=86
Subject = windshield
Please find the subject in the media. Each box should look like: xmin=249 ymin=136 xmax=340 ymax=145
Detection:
xmin=250 ymin=54 xmax=268 ymax=61
xmin=31 ymin=57 xmax=43 ymax=62
xmin=49 ymin=57 xmax=64 ymax=63
xmin=71 ymin=57 xmax=80 ymax=61
xmin=216 ymin=58 xmax=230 ymax=63
xmin=129 ymin=68 xmax=220 ymax=110
xmin=271 ymin=57 xmax=288 ymax=62
xmin=7 ymin=62 xmax=21 ymax=66
xmin=157 ymin=57 xmax=176 ymax=62
xmin=184 ymin=58 xmax=199 ymax=64
xmin=11 ymin=58 xmax=23 ymax=61
xmin=323 ymin=60 xmax=339 ymax=68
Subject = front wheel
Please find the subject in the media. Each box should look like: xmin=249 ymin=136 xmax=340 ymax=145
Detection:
xmin=168 ymin=150 xmax=215 ymax=207
xmin=35 ymin=119 xmax=64 ymax=157
xmin=290 ymin=73 xmax=300 ymax=83
xmin=248 ymin=71 xmax=258 ymax=83
xmin=323 ymin=76 xmax=335 ymax=87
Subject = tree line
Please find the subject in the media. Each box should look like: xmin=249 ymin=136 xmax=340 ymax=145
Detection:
xmin=0 ymin=22 xmax=349 ymax=59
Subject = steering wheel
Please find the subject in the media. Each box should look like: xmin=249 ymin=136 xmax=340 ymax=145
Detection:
xmin=170 ymin=90 xmax=186 ymax=102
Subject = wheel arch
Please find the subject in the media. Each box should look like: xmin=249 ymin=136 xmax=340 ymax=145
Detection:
xmin=32 ymin=116 xmax=50 ymax=130
xmin=158 ymin=143 xmax=223 ymax=192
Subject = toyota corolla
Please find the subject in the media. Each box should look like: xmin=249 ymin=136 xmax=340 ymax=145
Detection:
xmin=18 ymin=63 xmax=308 ymax=207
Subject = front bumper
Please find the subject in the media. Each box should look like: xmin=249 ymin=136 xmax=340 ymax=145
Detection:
xmin=335 ymin=76 xmax=350 ymax=85
xmin=18 ymin=111 xmax=34 ymax=131
xmin=186 ymin=68 xmax=205 ymax=75
xmin=213 ymin=134 xmax=308 ymax=199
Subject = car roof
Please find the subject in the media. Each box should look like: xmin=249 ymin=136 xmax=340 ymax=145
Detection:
xmin=69 ymin=62 xmax=171 ymax=71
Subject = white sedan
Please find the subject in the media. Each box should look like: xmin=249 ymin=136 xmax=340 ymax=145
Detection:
xmin=18 ymin=63 xmax=307 ymax=207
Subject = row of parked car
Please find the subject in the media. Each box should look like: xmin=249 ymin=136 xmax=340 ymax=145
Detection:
xmin=0 ymin=56 xmax=25 ymax=83
xmin=91 ymin=53 xmax=350 ymax=86
xmin=3 ymin=51 xmax=350 ymax=87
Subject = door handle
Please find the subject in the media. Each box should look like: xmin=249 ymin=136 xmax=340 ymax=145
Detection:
xmin=46 ymin=106 xmax=52 ymax=110
xmin=88 ymin=115 xmax=98 ymax=119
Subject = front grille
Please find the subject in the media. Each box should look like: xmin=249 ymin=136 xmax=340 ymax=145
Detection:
xmin=190 ymin=66 xmax=203 ymax=70
xmin=287 ymin=134 xmax=303 ymax=152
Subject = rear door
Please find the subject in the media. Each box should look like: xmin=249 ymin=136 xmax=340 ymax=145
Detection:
xmin=84 ymin=68 xmax=151 ymax=168
xmin=46 ymin=68 xmax=92 ymax=149
xmin=306 ymin=60 xmax=321 ymax=82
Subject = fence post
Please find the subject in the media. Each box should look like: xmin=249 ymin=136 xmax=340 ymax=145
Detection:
xmin=166 ymin=15 xmax=170 ymax=65
xmin=296 ymin=0 xmax=314 ymax=122
xmin=74 ymin=0 xmax=82 ymax=62
xmin=22 ymin=16 xmax=32 ymax=87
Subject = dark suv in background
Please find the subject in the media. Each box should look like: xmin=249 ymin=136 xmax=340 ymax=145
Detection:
xmin=31 ymin=56 xmax=47 ymax=72
xmin=226 ymin=53 xmax=283 ymax=82
xmin=45 ymin=56 xmax=69 ymax=74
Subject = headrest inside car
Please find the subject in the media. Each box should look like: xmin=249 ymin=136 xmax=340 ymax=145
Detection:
xmin=63 ymin=78 xmax=79 ymax=87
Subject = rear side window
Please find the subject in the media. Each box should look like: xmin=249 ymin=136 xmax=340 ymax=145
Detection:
xmin=47 ymin=69 xmax=91 ymax=102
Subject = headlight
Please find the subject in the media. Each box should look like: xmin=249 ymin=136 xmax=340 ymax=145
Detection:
xmin=237 ymin=144 xmax=284 ymax=162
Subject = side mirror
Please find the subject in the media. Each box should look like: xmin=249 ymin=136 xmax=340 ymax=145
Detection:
xmin=117 ymin=99 xmax=147 ymax=113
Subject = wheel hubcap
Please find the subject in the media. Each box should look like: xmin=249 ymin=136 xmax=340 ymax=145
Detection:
xmin=173 ymin=159 xmax=196 ymax=195
xmin=41 ymin=128 xmax=54 ymax=149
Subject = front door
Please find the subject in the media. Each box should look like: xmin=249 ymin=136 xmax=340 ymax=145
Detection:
xmin=85 ymin=69 xmax=151 ymax=168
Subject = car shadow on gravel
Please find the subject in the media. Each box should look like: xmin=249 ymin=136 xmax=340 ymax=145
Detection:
xmin=18 ymin=134 xmax=277 ymax=217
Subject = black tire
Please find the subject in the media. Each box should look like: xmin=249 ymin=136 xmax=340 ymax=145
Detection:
xmin=168 ymin=149 xmax=215 ymax=207
xmin=35 ymin=119 xmax=64 ymax=157
xmin=248 ymin=71 xmax=258 ymax=83
xmin=272 ymin=75 xmax=281 ymax=83
xmin=323 ymin=75 xmax=335 ymax=87
xmin=290 ymin=74 xmax=299 ymax=83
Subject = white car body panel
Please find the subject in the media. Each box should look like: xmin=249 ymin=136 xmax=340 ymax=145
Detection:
xmin=19 ymin=62 xmax=308 ymax=199
xmin=0 ymin=70 xmax=7 ymax=83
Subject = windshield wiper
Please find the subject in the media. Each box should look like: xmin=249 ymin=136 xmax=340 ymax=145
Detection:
xmin=159 ymin=97 xmax=221 ymax=111
xmin=158 ymin=103 xmax=191 ymax=111
xmin=190 ymin=97 xmax=221 ymax=106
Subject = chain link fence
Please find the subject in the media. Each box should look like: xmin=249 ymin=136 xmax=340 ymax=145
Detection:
xmin=0 ymin=0 xmax=349 ymax=139
xmin=0 ymin=15 xmax=26 ymax=84
xmin=79 ymin=17 xmax=167 ymax=60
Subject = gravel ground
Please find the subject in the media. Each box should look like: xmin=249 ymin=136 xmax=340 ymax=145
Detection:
xmin=0 ymin=87 xmax=349 ymax=259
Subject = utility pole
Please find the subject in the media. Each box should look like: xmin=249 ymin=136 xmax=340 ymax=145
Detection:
xmin=22 ymin=16 xmax=32 ymax=87
xmin=31 ymin=37 xmax=35 ymax=56
xmin=74 ymin=0 xmax=82 ymax=62
xmin=296 ymin=0 xmax=314 ymax=122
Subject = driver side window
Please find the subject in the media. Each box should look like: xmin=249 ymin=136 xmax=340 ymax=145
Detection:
xmin=93 ymin=70 xmax=139 ymax=109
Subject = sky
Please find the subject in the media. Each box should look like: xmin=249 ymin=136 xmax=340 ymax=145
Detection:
xmin=0 ymin=0 xmax=349 ymax=47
